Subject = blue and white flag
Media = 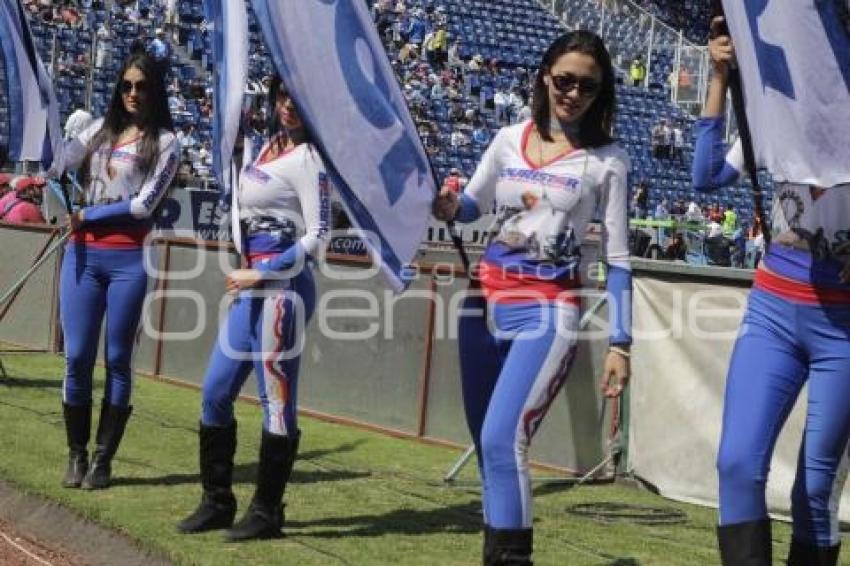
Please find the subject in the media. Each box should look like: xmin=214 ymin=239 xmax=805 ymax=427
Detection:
xmin=721 ymin=1 xmax=850 ymax=187
xmin=0 ymin=0 xmax=62 ymax=169
xmin=250 ymin=0 xmax=437 ymax=292
xmin=202 ymin=0 xmax=248 ymax=206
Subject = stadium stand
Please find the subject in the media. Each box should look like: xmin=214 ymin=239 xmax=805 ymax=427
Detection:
xmin=1 ymin=0 xmax=772 ymax=264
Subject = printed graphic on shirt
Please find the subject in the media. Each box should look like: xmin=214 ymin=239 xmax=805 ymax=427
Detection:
xmin=771 ymin=183 xmax=850 ymax=261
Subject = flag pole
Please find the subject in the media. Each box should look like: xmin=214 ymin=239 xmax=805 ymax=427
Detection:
xmin=710 ymin=0 xmax=770 ymax=248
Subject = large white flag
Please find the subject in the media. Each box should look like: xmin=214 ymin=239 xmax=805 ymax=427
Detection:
xmin=721 ymin=1 xmax=850 ymax=187
xmin=0 ymin=0 xmax=62 ymax=169
xmin=249 ymin=0 xmax=437 ymax=292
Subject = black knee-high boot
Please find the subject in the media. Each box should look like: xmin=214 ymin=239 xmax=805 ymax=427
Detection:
xmin=226 ymin=428 xmax=300 ymax=542
xmin=717 ymin=519 xmax=772 ymax=566
xmin=62 ymin=403 xmax=91 ymax=488
xmin=81 ymin=401 xmax=132 ymax=490
xmin=787 ymin=538 xmax=840 ymax=566
xmin=177 ymin=421 xmax=238 ymax=533
xmin=484 ymin=526 xmax=533 ymax=565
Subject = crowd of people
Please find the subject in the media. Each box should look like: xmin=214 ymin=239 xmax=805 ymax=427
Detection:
xmin=373 ymin=1 xmax=533 ymax=179
xmin=2 ymin=2 xmax=848 ymax=565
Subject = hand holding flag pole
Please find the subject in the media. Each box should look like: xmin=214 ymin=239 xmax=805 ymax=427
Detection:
xmin=710 ymin=0 xmax=770 ymax=248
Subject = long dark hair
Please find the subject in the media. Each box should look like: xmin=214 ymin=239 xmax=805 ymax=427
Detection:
xmin=532 ymin=31 xmax=616 ymax=147
xmin=84 ymin=49 xmax=173 ymax=182
xmin=266 ymin=76 xmax=314 ymax=154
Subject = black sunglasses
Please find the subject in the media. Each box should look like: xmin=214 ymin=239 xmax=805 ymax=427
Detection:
xmin=550 ymin=73 xmax=601 ymax=97
xmin=119 ymin=79 xmax=148 ymax=95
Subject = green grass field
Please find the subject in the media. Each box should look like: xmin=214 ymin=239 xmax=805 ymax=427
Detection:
xmin=0 ymin=349 xmax=807 ymax=565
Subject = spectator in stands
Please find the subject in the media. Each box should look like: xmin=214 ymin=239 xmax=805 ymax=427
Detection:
xmin=168 ymin=91 xmax=187 ymax=113
xmin=177 ymin=76 xmax=330 ymax=542
xmin=175 ymin=160 xmax=193 ymax=189
xmin=513 ymin=91 xmax=532 ymax=124
xmin=430 ymin=23 xmax=448 ymax=69
xmin=443 ymin=167 xmax=462 ymax=193
xmin=450 ymin=128 xmax=469 ymax=148
xmin=432 ymin=30 xmax=631 ymax=565
xmin=630 ymin=54 xmax=646 ymax=87
xmin=447 ymin=40 xmax=463 ymax=73
xmin=722 ymin=205 xmax=737 ymax=234
xmin=654 ymin=198 xmax=669 ymax=220
xmin=471 ymin=121 xmax=490 ymax=145
xmin=494 ymin=86 xmax=509 ymax=125
xmin=705 ymin=222 xmax=732 ymax=267
xmin=480 ymin=81 xmax=495 ymax=114
xmin=651 ymin=118 xmax=671 ymax=159
xmin=406 ymin=8 xmax=428 ymax=47
xmin=148 ymin=29 xmax=171 ymax=61
xmin=664 ymin=232 xmax=687 ymax=261
xmin=631 ymin=181 xmax=649 ymax=219
xmin=670 ymin=199 xmax=686 ymax=217
xmin=0 ymin=177 xmax=46 ymax=224
xmin=430 ymin=77 xmax=446 ymax=101
xmin=671 ymin=122 xmax=684 ymax=160
xmin=708 ymin=202 xmax=723 ymax=223
xmin=448 ymin=100 xmax=465 ymax=123
xmin=50 ymin=48 xmax=178 ymax=492
xmin=685 ymin=200 xmax=705 ymax=222
xmin=95 ymin=22 xmax=112 ymax=69
xmin=64 ymin=108 xmax=94 ymax=141
xmin=0 ymin=176 xmax=20 ymax=210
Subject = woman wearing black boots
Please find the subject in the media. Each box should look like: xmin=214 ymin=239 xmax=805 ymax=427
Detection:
xmin=177 ymin=77 xmax=331 ymax=541
xmin=57 ymin=47 xmax=178 ymax=491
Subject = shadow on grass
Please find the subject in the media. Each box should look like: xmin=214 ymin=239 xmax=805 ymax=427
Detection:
xmin=289 ymin=501 xmax=482 ymax=538
xmin=0 ymin=376 xmax=63 ymax=389
xmin=298 ymin=439 xmax=367 ymax=462
xmin=110 ymin=464 xmax=370 ymax=488
xmin=531 ymin=480 xmax=580 ymax=498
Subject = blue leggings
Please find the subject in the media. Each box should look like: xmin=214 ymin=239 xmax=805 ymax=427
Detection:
xmin=459 ymin=296 xmax=579 ymax=529
xmin=717 ymin=289 xmax=850 ymax=546
xmin=60 ymin=245 xmax=148 ymax=408
xmin=201 ymin=270 xmax=315 ymax=436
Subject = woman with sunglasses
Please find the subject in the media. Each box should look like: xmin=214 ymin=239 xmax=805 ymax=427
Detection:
xmin=177 ymin=77 xmax=331 ymax=542
xmin=695 ymin=17 xmax=850 ymax=566
xmin=433 ymin=31 xmax=631 ymax=564
xmin=50 ymin=47 xmax=178 ymax=490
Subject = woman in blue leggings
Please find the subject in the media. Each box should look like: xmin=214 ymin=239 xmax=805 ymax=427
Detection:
xmin=54 ymin=48 xmax=178 ymax=490
xmin=177 ymin=77 xmax=331 ymax=541
xmin=433 ymin=31 xmax=632 ymax=565
xmin=695 ymin=16 xmax=850 ymax=566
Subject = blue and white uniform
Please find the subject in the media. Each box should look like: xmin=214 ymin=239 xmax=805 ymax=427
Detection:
xmin=201 ymin=138 xmax=331 ymax=436
xmin=693 ymin=116 xmax=850 ymax=548
xmin=57 ymin=118 xmax=179 ymax=408
xmin=453 ymin=120 xmax=631 ymax=529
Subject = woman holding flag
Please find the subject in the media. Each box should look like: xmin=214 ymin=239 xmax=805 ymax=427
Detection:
xmin=53 ymin=46 xmax=178 ymax=491
xmin=177 ymin=77 xmax=331 ymax=542
xmin=694 ymin=14 xmax=850 ymax=566
xmin=433 ymin=31 xmax=631 ymax=565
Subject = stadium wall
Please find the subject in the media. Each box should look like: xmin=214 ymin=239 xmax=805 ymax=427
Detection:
xmin=4 ymin=225 xmax=847 ymax=518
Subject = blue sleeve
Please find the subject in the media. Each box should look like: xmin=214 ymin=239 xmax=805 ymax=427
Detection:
xmin=455 ymin=192 xmax=482 ymax=223
xmin=256 ymin=242 xmax=305 ymax=274
xmin=692 ymin=117 xmax=741 ymax=191
xmin=81 ymin=201 xmax=137 ymax=225
xmin=606 ymin=265 xmax=632 ymax=345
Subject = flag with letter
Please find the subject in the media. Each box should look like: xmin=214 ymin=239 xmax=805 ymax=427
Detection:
xmin=721 ymin=1 xmax=850 ymax=187
xmin=249 ymin=0 xmax=437 ymax=292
